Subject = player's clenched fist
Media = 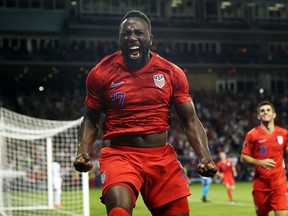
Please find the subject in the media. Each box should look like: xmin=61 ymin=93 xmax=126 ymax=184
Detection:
xmin=74 ymin=153 xmax=93 ymax=172
xmin=197 ymin=157 xmax=217 ymax=177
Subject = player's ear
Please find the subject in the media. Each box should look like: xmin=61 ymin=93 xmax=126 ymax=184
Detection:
xmin=150 ymin=34 xmax=153 ymax=46
xmin=257 ymin=114 xmax=260 ymax=120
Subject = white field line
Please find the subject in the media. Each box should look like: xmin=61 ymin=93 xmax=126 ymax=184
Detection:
xmin=188 ymin=197 xmax=254 ymax=207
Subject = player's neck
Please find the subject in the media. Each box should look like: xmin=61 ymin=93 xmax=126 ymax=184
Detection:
xmin=260 ymin=121 xmax=274 ymax=133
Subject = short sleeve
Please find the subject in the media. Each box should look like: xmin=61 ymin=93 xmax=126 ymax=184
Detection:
xmin=241 ymin=132 xmax=254 ymax=156
xmin=85 ymin=66 xmax=104 ymax=109
xmin=171 ymin=65 xmax=192 ymax=105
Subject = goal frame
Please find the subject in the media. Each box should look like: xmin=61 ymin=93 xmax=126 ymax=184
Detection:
xmin=0 ymin=107 xmax=90 ymax=216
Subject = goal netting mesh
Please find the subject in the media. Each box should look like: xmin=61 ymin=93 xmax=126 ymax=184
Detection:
xmin=0 ymin=107 xmax=90 ymax=216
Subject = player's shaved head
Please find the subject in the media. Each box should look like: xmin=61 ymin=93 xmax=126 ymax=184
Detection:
xmin=121 ymin=10 xmax=151 ymax=31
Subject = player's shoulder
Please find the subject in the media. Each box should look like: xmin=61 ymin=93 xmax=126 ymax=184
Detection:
xmin=227 ymin=158 xmax=234 ymax=164
xmin=274 ymin=126 xmax=288 ymax=134
xmin=245 ymin=126 xmax=261 ymax=140
xmin=216 ymin=160 xmax=223 ymax=165
xmin=247 ymin=126 xmax=259 ymax=135
xmin=91 ymin=50 xmax=120 ymax=74
xmin=152 ymin=52 xmax=184 ymax=73
xmin=87 ymin=51 xmax=120 ymax=84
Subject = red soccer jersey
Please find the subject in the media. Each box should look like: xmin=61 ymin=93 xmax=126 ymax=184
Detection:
xmin=242 ymin=126 xmax=288 ymax=191
xmin=85 ymin=51 xmax=192 ymax=140
xmin=217 ymin=159 xmax=235 ymax=183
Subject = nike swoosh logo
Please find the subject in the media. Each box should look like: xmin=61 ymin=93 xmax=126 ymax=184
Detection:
xmin=258 ymin=139 xmax=266 ymax=143
xmin=111 ymin=81 xmax=124 ymax=88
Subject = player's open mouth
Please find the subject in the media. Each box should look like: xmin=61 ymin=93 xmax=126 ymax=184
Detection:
xmin=129 ymin=46 xmax=141 ymax=59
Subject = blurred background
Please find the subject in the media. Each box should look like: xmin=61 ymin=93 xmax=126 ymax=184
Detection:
xmin=0 ymin=0 xmax=288 ymax=185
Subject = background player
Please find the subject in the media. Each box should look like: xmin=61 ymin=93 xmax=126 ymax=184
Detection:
xmin=216 ymin=151 xmax=237 ymax=203
xmin=200 ymin=175 xmax=212 ymax=202
xmin=52 ymin=161 xmax=63 ymax=208
xmin=74 ymin=10 xmax=217 ymax=216
xmin=241 ymin=100 xmax=288 ymax=216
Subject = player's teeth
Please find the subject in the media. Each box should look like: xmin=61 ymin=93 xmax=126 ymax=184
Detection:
xmin=130 ymin=46 xmax=139 ymax=50
xmin=130 ymin=53 xmax=140 ymax=57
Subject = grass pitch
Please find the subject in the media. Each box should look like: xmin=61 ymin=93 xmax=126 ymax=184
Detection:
xmin=90 ymin=181 xmax=271 ymax=216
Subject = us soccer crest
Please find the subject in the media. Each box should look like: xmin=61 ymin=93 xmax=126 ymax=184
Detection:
xmin=153 ymin=74 xmax=165 ymax=88
xmin=277 ymin=136 xmax=283 ymax=145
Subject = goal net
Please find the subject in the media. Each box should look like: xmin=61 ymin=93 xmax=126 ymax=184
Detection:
xmin=0 ymin=107 xmax=89 ymax=216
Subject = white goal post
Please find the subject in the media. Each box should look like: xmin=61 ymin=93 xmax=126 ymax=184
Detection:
xmin=0 ymin=107 xmax=90 ymax=216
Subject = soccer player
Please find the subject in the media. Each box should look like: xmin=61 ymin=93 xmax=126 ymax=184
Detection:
xmin=216 ymin=152 xmax=237 ymax=203
xmin=200 ymin=175 xmax=212 ymax=202
xmin=52 ymin=161 xmax=63 ymax=208
xmin=73 ymin=10 xmax=217 ymax=216
xmin=241 ymin=100 xmax=288 ymax=216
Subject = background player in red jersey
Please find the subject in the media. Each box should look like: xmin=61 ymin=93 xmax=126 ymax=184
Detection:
xmin=73 ymin=10 xmax=217 ymax=216
xmin=241 ymin=100 xmax=288 ymax=216
xmin=216 ymin=151 xmax=237 ymax=203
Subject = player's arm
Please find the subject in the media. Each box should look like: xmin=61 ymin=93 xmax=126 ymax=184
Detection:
xmin=74 ymin=106 xmax=102 ymax=173
xmin=284 ymin=143 xmax=288 ymax=170
xmin=174 ymin=101 xmax=217 ymax=177
xmin=240 ymin=153 xmax=276 ymax=169
xmin=232 ymin=163 xmax=238 ymax=177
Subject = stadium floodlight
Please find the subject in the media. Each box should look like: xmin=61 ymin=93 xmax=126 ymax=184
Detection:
xmin=0 ymin=107 xmax=89 ymax=216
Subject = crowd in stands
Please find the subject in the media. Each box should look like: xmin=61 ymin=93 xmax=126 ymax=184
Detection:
xmin=1 ymin=39 xmax=288 ymax=65
xmin=1 ymin=85 xmax=288 ymax=182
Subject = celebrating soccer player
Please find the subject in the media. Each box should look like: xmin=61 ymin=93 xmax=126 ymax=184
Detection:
xmin=73 ymin=10 xmax=217 ymax=216
xmin=241 ymin=100 xmax=288 ymax=216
